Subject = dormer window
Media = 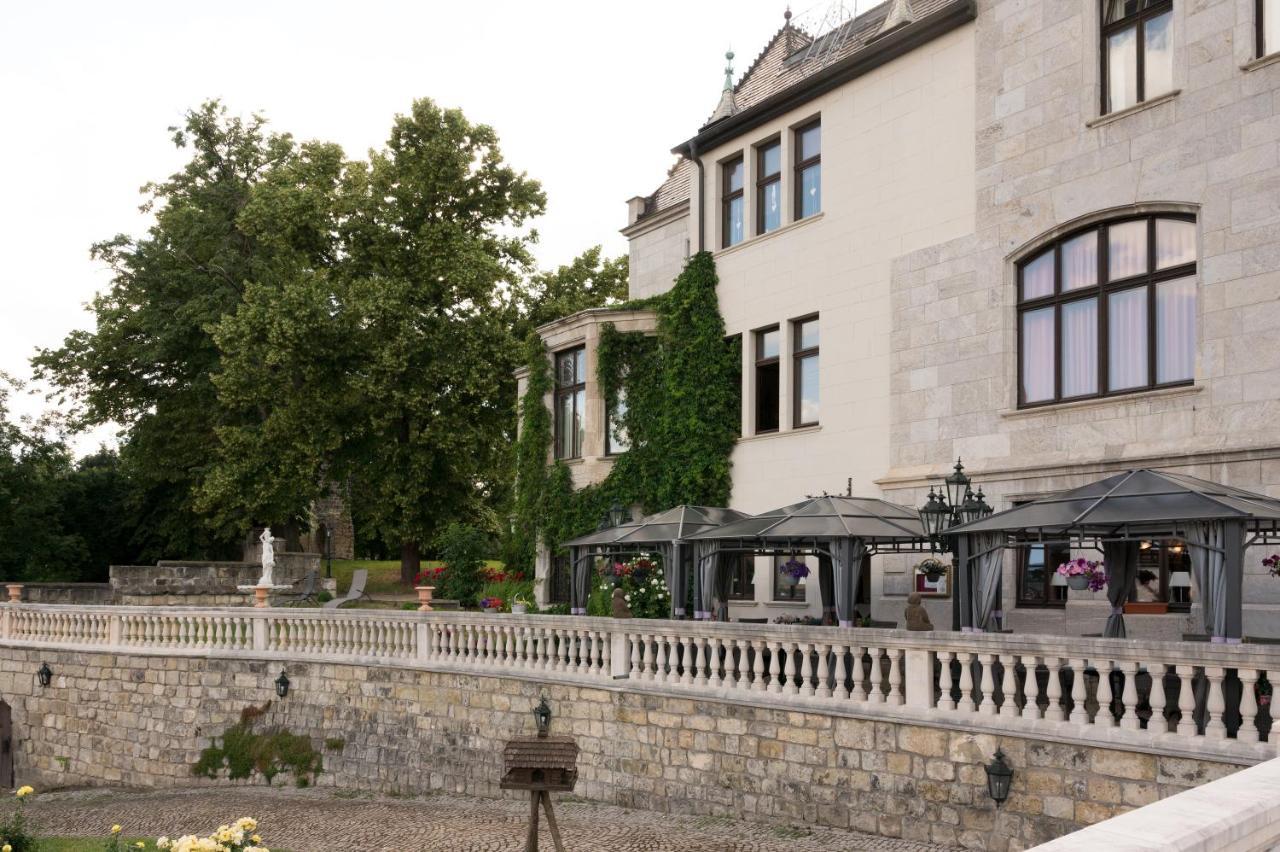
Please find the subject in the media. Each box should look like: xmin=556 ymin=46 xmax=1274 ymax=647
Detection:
xmin=1102 ymin=0 xmax=1173 ymax=114
xmin=794 ymin=120 xmax=821 ymax=219
xmin=756 ymin=139 xmax=782 ymax=234
xmin=722 ymin=156 xmax=745 ymax=248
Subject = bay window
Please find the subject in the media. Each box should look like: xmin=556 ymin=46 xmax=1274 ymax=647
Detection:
xmin=1102 ymin=0 xmax=1173 ymax=114
xmin=554 ymin=346 xmax=586 ymax=459
xmin=1018 ymin=215 xmax=1196 ymax=407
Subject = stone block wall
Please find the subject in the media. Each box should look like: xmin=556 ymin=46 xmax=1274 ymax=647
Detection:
xmin=19 ymin=583 xmax=114 ymax=606
xmin=0 ymin=647 xmax=1248 ymax=851
xmin=109 ymin=557 xmax=315 ymax=607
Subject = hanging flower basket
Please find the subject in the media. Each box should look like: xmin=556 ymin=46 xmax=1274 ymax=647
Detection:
xmin=778 ymin=558 xmax=810 ymax=586
xmin=916 ymin=557 xmax=948 ymax=582
xmin=1055 ymin=557 xmax=1106 ymax=592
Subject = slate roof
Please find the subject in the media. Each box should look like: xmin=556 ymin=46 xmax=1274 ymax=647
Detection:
xmin=631 ymin=0 xmax=957 ymax=223
xmin=503 ymin=736 xmax=580 ymax=771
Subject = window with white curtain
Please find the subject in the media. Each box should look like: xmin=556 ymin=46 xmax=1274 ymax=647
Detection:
xmin=1017 ymin=215 xmax=1197 ymax=407
xmin=1102 ymin=0 xmax=1174 ymax=114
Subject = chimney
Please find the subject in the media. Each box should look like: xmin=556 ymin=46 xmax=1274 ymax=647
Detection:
xmin=626 ymin=196 xmax=649 ymax=226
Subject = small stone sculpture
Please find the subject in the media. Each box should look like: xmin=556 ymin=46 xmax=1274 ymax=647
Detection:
xmin=258 ymin=527 xmax=276 ymax=588
xmin=904 ymin=592 xmax=933 ymax=631
xmin=611 ymin=587 xmax=632 ymax=618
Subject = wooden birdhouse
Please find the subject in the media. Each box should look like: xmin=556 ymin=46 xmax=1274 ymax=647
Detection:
xmin=500 ymin=736 xmax=579 ymax=792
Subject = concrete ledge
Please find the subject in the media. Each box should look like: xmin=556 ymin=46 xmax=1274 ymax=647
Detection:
xmin=1032 ymin=756 xmax=1280 ymax=850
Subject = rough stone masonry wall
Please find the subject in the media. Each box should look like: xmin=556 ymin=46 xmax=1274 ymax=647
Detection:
xmin=0 ymin=648 xmax=1248 ymax=852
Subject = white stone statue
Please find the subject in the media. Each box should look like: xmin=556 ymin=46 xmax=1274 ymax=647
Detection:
xmin=258 ymin=527 xmax=276 ymax=587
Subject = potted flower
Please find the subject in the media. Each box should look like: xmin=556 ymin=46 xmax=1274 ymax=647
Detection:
xmin=1055 ymin=557 xmax=1106 ymax=592
xmin=479 ymin=596 xmax=504 ymax=613
xmin=511 ymin=595 xmax=530 ymax=615
xmin=916 ymin=557 xmax=948 ymax=582
xmin=1263 ymin=554 xmax=1280 ymax=577
xmin=778 ymin=558 xmax=810 ymax=587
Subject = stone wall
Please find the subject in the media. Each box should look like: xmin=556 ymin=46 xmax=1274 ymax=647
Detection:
xmin=18 ymin=583 xmax=114 ymax=606
xmin=0 ymin=646 xmax=1247 ymax=852
xmin=109 ymin=557 xmax=315 ymax=607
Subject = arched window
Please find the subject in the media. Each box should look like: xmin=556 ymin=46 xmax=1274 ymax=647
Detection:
xmin=1017 ymin=214 xmax=1196 ymax=407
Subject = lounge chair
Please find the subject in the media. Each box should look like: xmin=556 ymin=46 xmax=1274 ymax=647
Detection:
xmin=280 ymin=570 xmax=319 ymax=607
xmin=324 ymin=569 xmax=370 ymax=609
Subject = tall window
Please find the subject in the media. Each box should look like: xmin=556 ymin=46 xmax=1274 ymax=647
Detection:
xmin=773 ymin=554 xmax=807 ymax=602
xmin=726 ymin=554 xmax=756 ymax=601
xmin=549 ymin=554 xmax=571 ymax=604
xmin=554 ymin=346 xmax=586 ymax=459
xmin=1017 ymin=543 xmax=1072 ymax=607
xmin=756 ymin=139 xmax=782 ymax=234
xmin=1018 ymin=214 xmax=1196 ymax=407
xmin=606 ymin=387 xmax=629 ymax=455
xmin=1134 ymin=539 xmax=1192 ymax=611
xmin=722 ymin=156 xmax=745 ymax=248
xmin=793 ymin=316 xmax=819 ymax=427
xmin=754 ymin=327 xmax=780 ymax=433
xmin=1102 ymin=0 xmax=1173 ymax=114
xmin=794 ymin=120 xmax=821 ymax=219
xmin=1261 ymin=0 xmax=1280 ymax=57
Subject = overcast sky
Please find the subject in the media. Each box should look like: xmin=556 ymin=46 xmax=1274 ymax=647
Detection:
xmin=0 ymin=0 xmax=868 ymax=453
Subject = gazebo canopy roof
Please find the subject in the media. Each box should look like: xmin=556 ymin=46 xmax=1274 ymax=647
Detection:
xmin=686 ymin=495 xmax=926 ymax=543
xmin=949 ymin=468 xmax=1280 ymax=540
xmin=560 ymin=505 xmax=750 ymax=549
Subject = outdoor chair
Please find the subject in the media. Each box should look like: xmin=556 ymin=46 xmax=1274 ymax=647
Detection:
xmin=324 ymin=569 xmax=370 ymax=609
xmin=280 ymin=570 xmax=319 ymax=607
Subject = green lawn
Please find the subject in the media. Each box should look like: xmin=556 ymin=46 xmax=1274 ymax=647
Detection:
xmin=39 ymin=839 xmax=150 ymax=851
xmin=327 ymin=558 xmax=504 ymax=597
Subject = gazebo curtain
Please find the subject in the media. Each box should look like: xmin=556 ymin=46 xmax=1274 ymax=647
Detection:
xmin=713 ymin=556 xmax=733 ymax=621
xmin=817 ymin=553 xmax=835 ymax=625
xmin=971 ymin=533 xmax=1004 ymax=633
xmin=694 ymin=541 xmax=718 ymax=620
xmin=656 ymin=542 xmax=686 ymax=618
xmin=569 ymin=546 xmax=590 ymax=615
xmin=1102 ymin=541 xmax=1139 ymax=638
xmin=1186 ymin=521 xmax=1232 ymax=641
xmin=829 ymin=538 xmax=867 ymax=627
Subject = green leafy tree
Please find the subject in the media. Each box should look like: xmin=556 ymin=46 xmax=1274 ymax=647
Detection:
xmin=33 ymin=102 xmax=304 ymax=559
xmin=337 ymin=99 xmax=545 ymax=583
xmin=515 ymin=245 xmax=628 ymax=335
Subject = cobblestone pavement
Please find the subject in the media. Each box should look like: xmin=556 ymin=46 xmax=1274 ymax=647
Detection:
xmin=25 ymin=787 xmax=959 ymax=852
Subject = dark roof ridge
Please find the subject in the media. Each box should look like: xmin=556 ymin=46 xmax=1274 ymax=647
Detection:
xmin=734 ymin=20 xmax=812 ymax=99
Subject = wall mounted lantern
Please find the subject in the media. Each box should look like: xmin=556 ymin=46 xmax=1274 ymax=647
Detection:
xmin=534 ymin=696 xmax=552 ymax=738
xmin=275 ymin=669 xmax=291 ymax=699
xmin=37 ymin=662 xmax=53 ymax=688
xmin=607 ymin=501 xmax=628 ymax=529
xmin=985 ymin=749 xmax=1013 ymax=807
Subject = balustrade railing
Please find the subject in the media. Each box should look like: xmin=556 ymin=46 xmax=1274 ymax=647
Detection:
xmin=2 ymin=603 xmax=1276 ymax=759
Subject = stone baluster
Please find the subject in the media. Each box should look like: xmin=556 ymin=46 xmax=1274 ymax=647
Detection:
xmin=957 ymin=652 xmax=975 ymax=712
xmin=1268 ymin=671 xmax=1280 ymax=748
xmin=1044 ymin=657 xmax=1064 ymax=722
xmin=1068 ymin=658 xmax=1089 ymax=725
xmin=1121 ymin=661 xmax=1141 ymax=731
xmin=978 ymin=654 xmax=997 ymax=715
xmin=677 ymin=637 xmax=692 ymax=685
xmin=567 ymin=629 xmax=580 ymax=674
xmin=1174 ymin=665 xmax=1196 ymax=736
xmin=942 ymin=651 xmax=959 ymax=711
xmin=833 ymin=645 xmax=849 ymax=700
xmin=598 ymin=629 xmax=610 ymax=677
xmin=783 ymin=642 xmax=799 ymax=696
xmin=889 ymin=648 xmax=904 ymax=706
xmin=733 ymin=640 xmax=748 ymax=691
xmin=815 ymin=644 xmax=830 ymax=699
xmin=641 ymin=634 xmax=655 ymax=680
xmin=658 ymin=636 xmax=674 ymax=684
xmin=711 ymin=638 xmax=727 ymax=688
xmin=1095 ymin=662 xmax=1114 ymax=727
xmin=1000 ymin=654 xmax=1020 ymax=718
xmin=1238 ymin=668 xmax=1260 ymax=744
xmin=1205 ymin=666 xmax=1227 ymax=739
xmin=751 ymin=640 xmax=766 ymax=692
xmin=1148 ymin=664 xmax=1168 ymax=734
xmin=769 ymin=641 xmax=784 ymax=694
xmin=626 ymin=633 xmax=640 ymax=677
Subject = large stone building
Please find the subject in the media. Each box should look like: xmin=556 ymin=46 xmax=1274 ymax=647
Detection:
xmin=525 ymin=0 xmax=1280 ymax=637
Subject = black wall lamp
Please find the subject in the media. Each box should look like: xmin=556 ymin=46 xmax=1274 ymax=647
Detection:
xmin=274 ymin=669 xmax=290 ymax=699
xmin=36 ymin=662 xmax=53 ymax=688
xmin=985 ymin=749 xmax=1013 ymax=807
xmin=534 ymin=696 xmax=552 ymax=738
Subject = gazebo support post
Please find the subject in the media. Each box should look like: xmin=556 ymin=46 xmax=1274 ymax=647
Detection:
xmin=954 ymin=534 xmax=972 ymax=632
xmin=1223 ymin=520 xmax=1244 ymax=643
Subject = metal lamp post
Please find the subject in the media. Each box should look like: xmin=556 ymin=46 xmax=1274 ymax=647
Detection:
xmin=325 ymin=527 xmax=333 ymax=580
xmin=917 ymin=458 xmax=993 ymax=630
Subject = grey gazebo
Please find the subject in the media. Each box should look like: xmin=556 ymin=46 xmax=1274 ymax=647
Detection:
xmin=686 ymin=496 xmax=929 ymax=625
xmin=560 ymin=506 xmax=749 ymax=617
xmin=946 ymin=469 xmax=1280 ymax=641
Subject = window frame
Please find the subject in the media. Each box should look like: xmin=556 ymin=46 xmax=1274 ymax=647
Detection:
xmin=553 ymin=346 xmax=586 ymax=459
xmin=1132 ymin=539 xmax=1192 ymax=611
xmin=726 ymin=554 xmax=756 ymax=601
xmin=1016 ymin=213 xmax=1197 ymax=409
xmin=722 ymin=154 xmax=745 ymax=248
xmin=1260 ymin=0 xmax=1278 ymax=58
xmin=792 ymin=315 xmax=820 ymax=428
xmin=1100 ymin=0 xmax=1174 ymax=115
xmin=772 ymin=554 xmax=808 ymax=602
xmin=755 ymin=136 xmax=783 ymax=236
xmin=1016 ymin=542 xmax=1072 ymax=609
xmin=754 ymin=325 xmax=781 ymax=434
xmin=793 ymin=119 xmax=821 ymax=220
xmin=548 ymin=554 xmax=571 ymax=604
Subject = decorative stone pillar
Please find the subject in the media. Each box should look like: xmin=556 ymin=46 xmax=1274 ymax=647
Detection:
xmin=415 ymin=585 xmax=435 ymax=612
xmin=5 ymin=584 xmax=22 ymax=603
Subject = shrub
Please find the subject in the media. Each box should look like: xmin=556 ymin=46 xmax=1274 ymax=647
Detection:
xmin=316 ymin=590 xmax=333 ymax=603
xmin=192 ymin=703 xmax=322 ymax=787
xmin=0 ymin=786 xmax=37 ymax=852
xmin=435 ymin=523 xmax=488 ymax=605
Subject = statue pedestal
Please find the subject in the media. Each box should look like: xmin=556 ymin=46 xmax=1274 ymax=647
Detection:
xmin=414 ymin=586 xmax=435 ymax=612
xmin=6 ymin=584 xmax=22 ymax=603
xmin=237 ymin=584 xmax=292 ymax=608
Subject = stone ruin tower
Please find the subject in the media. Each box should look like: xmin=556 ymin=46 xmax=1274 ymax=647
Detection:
xmin=307 ymin=486 xmax=355 ymax=560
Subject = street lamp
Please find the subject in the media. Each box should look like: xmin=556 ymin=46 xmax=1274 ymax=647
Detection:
xmin=325 ymin=527 xmax=333 ymax=580
xmin=917 ymin=459 xmax=991 ymax=550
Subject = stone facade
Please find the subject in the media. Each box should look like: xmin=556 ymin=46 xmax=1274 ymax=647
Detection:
xmin=0 ymin=645 xmax=1248 ymax=851
xmin=108 ymin=557 xmax=314 ymax=607
xmin=18 ymin=583 xmax=113 ymax=606
xmin=306 ymin=488 xmax=355 ymax=561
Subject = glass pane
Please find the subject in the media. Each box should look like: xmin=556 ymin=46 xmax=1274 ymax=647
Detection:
xmin=1105 ymin=0 xmax=1143 ymax=24
xmin=574 ymin=389 xmax=586 ymax=456
xmin=799 ymin=124 xmax=821 ymax=161
xmin=1021 ymin=307 xmax=1055 ymax=403
xmin=757 ymin=328 xmax=779 ymax=360
xmin=1144 ymin=11 xmax=1173 ymax=99
xmin=1021 ymin=249 xmax=1055 ymax=300
xmin=1107 ymin=26 xmax=1138 ymax=112
xmin=1156 ymin=276 xmax=1196 ymax=383
xmin=761 ymin=180 xmax=782 ymax=233
xmin=557 ymin=352 xmax=575 ymax=388
xmin=608 ymin=390 xmax=630 ymax=454
xmin=799 ymin=163 xmax=821 ymax=218
xmin=797 ymin=319 xmax=819 ymax=350
xmin=1108 ymin=219 xmax=1148 ymax=280
xmin=1156 ymin=219 xmax=1196 ymax=269
xmin=798 ymin=354 xmax=819 ymax=424
xmin=1108 ymin=287 xmax=1149 ymax=390
xmin=1267 ymin=0 xmax=1280 ymax=57
xmin=1021 ymin=545 xmax=1047 ymax=603
xmin=761 ymin=143 xmax=781 ymax=177
xmin=774 ymin=555 xmax=807 ymax=601
xmin=727 ymin=159 xmax=744 ymax=193
xmin=1061 ymin=231 xmax=1098 ymax=291
xmin=727 ymin=196 xmax=744 ymax=246
xmin=573 ymin=349 xmax=585 ymax=384
xmin=1061 ymin=298 xmax=1099 ymax=398
xmin=556 ymin=393 xmax=573 ymax=457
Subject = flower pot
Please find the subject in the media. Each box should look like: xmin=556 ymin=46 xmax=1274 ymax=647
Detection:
xmin=1066 ymin=575 xmax=1090 ymax=591
xmin=782 ymin=574 xmax=800 ymax=587
xmin=923 ymin=568 xmax=944 ymax=582
xmin=1124 ymin=601 xmax=1168 ymax=615
xmin=414 ymin=585 xmax=435 ymax=612
xmin=5 ymin=583 xmax=22 ymax=603
xmin=511 ymin=604 xmax=528 ymax=614
xmin=482 ymin=606 xmax=499 ymax=614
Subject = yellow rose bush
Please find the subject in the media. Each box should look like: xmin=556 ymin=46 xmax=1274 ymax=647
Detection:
xmin=0 ymin=786 xmax=37 ymax=852
xmin=109 ymin=817 xmax=269 ymax=852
